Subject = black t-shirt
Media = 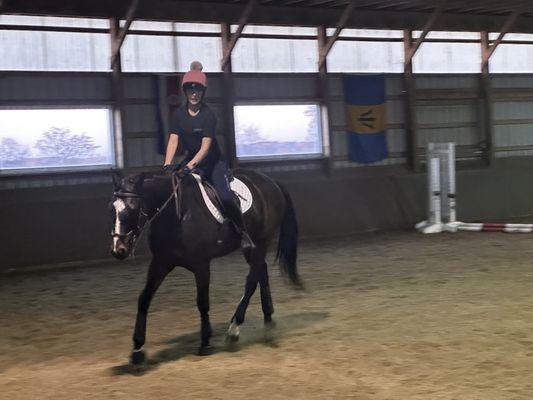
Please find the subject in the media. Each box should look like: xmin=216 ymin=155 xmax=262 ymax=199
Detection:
xmin=169 ymin=104 xmax=222 ymax=176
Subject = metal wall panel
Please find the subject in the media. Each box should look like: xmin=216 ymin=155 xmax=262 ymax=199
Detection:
xmin=125 ymin=138 xmax=164 ymax=167
xmin=415 ymin=75 xmax=478 ymax=90
xmin=123 ymin=103 xmax=159 ymax=136
xmin=123 ymin=75 xmax=156 ymax=100
xmin=492 ymin=75 xmax=533 ymax=89
xmin=493 ymin=101 xmax=533 ymax=120
xmin=234 ymin=75 xmax=318 ymax=100
xmin=417 ymin=103 xmax=476 ymax=125
xmin=0 ymin=74 xmax=111 ymax=102
xmin=417 ymin=127 xmax=479 ymax=147
xmin=494 ymin=124 xmax=533 ymax=147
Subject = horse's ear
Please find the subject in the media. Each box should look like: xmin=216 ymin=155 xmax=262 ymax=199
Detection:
xmin=112 ymin=172 xmax=122 ymax=191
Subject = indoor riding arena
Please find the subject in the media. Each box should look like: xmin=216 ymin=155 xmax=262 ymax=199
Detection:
xmin=2 ymin=1 xmax=533 ymax=399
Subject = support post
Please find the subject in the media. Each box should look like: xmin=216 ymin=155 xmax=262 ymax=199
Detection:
xmin=110 ymin=0 xmax=140 ymax=69
xmin=480 ymin=31 xmax=494 ymax=165
xmin=403 ymin=29 xmax=419 ymax=172
xmin=221 ymin=23 xmax=237 ymax=168
xmin=110 ymin=18 xmax=126 ymax=168
xmin=318 ymin=26 xmax=333 ymax=174
xmin=479 ymin=11 xmax=520 ymax=166
xmin=402 ymin=3 xmax=444 ymax=172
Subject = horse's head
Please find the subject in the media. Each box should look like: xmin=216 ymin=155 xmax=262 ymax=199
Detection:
xmin=109 ymin=172 xmax=145 ymax=260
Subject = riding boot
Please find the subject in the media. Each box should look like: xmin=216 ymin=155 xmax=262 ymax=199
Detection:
xmin=224 ymin=200 xmax=256 ymax=250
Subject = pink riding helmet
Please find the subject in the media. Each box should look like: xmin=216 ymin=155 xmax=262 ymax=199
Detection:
xmin=182 ymin=61 xmax=207 ymax=90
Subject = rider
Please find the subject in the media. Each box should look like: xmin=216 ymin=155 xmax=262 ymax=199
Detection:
xmin=163 ymin=61 xmax=255 ymax=250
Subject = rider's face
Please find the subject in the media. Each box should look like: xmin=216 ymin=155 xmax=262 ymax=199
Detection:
xmin=186 ymin=88 xmax=204 ymax=105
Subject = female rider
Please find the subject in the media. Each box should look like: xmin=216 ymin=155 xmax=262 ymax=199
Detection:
xmin=163 ymin=61 xmax=254 ymax=250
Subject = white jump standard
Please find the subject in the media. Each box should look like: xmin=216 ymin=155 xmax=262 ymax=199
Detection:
xmin=416 ymin=142 xmax=533 ymax=234
xmin=416 ymin=142 xmax=460 ymax=233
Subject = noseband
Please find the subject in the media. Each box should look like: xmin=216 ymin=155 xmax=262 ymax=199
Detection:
xmin=111 ymin=191 xmax=148 ymax=247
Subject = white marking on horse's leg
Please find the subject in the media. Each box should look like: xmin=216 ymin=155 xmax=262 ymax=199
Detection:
xmin=132 ymin=346 xmax=144 ymax=352
xmin=113 ymin=199 xmax=126 ymax=251
xmin=227 ymin=322 xmax=240 ymax=337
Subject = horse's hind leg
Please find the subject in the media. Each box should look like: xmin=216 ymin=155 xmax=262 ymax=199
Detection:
xmin=259 ymin=265 xmax=274 ymax=325
xmin=131 ymin=257 xmax=172 ymax=364
xmin=194 ymin=263 xmax=212 ymax=353
xmin=227 ymin=244 xmax=268 ymax=341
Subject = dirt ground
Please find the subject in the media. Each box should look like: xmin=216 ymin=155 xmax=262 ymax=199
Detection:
xmin=1 ymin=231 xmax=533 ymax=399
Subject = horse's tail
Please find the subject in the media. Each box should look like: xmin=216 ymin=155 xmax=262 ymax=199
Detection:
xmin=275 ymin=182 xmax=303 ymax=289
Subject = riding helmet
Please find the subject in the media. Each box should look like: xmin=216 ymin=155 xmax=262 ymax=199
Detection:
xmin=182 ymin=61 xmax=207 ymax=92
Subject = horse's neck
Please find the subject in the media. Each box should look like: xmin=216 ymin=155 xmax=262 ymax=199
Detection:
xmin=143 ymin=178 xmax=174 ymax=213
xmin=143 ymin=177 xmax=198 ymax=217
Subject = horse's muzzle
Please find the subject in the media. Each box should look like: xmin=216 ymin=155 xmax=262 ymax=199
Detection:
xmin=111 ymin=247 xmax=129 ymax=260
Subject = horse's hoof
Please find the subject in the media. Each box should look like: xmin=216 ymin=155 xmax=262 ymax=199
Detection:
xmin=226 ymin=333 xmax=240 ymax=343
xmin=226 ymin=322 xmax=240 ymax=342
xmin=130 ymin=349 xmax=146 ymax=365
xmin=264 ymin=318 xmax=277 ymax=330
xmin=198 ymin=345 xmax=213 ymax=356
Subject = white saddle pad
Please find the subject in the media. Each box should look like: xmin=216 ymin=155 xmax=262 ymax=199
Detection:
xmin=191 ymin=173 xmax=253 ymax=223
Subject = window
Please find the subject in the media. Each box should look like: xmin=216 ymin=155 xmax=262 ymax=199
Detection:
xmin=231 ymin=25 xmax=318 ymax=73
xmin=0 ymin=108 xmax=115 ymax=173
xmin=120 ymin=21 xmax=222 ymax=72
xmin=326 ymin=28 xmax=403 ymax=73
xmin=412 ymin=31 xmax=481 ymax=73
xmin=327 ymin=40 xmax=404 ymax=73
xmin=234 ymin=104 xmax=323 ymax=160
xmin=0 ymin=15 xmax=110 ymax=71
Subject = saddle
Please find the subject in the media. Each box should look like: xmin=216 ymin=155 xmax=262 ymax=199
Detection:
xmin=190 ymin=173 xmax=253 ymax=224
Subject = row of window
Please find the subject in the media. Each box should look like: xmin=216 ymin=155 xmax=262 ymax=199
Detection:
xmin=2 ymin=15 xmax=533 ymax=73
xmin=0 ymin=105 xmax=323 ymax=173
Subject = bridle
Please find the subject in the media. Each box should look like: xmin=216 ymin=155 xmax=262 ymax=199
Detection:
xmin=111 ymin=173 xmax=183 ymax=256
xmin=111 ymin=191 xmax=148 ymax=252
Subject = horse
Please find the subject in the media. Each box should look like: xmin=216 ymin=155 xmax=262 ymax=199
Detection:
xmin=109 ymin=169 xmax=301 ymax=364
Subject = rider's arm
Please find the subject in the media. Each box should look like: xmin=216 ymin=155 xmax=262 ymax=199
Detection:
xmin=186 ymin=137 xmax=212 ymax=169
xmin=164 ymin=133 xmax=179 ymax=165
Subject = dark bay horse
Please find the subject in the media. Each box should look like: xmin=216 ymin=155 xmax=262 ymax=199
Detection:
xmin=109 ymin=169 xmax=300 ymax=364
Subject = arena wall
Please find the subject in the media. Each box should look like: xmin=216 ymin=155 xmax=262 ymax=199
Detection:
xmin=2 ymin=72 xmax=533 ymax=270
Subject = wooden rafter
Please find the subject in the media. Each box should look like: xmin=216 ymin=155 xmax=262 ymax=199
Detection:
xmin=220 ymin=0 xmax=257 ymax=69
xmin=317 ymin=0 xmax=356 ymax=70
xmin=404 ymin=0 xmax=446 ymax=64
xmin=110 ymin=0 xmax=140 ymax=69
xmin=483 ymin=9 xmax=521 ymax=65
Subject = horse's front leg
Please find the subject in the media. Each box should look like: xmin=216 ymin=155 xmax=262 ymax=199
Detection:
xmin=131 ymin=258 xmax=172 ymax=365
xmin=194 ymin=263 xmax=212 ymax=354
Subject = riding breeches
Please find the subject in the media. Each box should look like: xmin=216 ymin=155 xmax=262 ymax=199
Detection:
xmin=208 ymin=160 xmax=246 ymax=230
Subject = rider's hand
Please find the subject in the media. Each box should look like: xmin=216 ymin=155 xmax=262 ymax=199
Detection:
xmin=161 ymin=164 xmax=174 ymax=174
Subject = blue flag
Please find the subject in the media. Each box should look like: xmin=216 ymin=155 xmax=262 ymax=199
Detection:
xmin=343 ymin=74 xmax=388 ymax=164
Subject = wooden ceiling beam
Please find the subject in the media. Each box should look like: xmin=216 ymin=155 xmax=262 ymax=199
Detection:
xmin=405 ymin=0 xmax=445 ymax=63
xmin=318 ymin=0 xmax=356 ymax=69
xmin=4 ymin=0 xmax=533 ymax=34
xmin=220 ymin=0 xmax=257 ymax=69
xmin=483 ymin=9 xmax=521 ymax=65
xmin=110 ymin=0 xmax=140 ymax=69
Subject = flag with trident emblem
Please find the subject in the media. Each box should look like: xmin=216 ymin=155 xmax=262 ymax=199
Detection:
xmin=343 ymin=74 xmax=388 ymax=163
